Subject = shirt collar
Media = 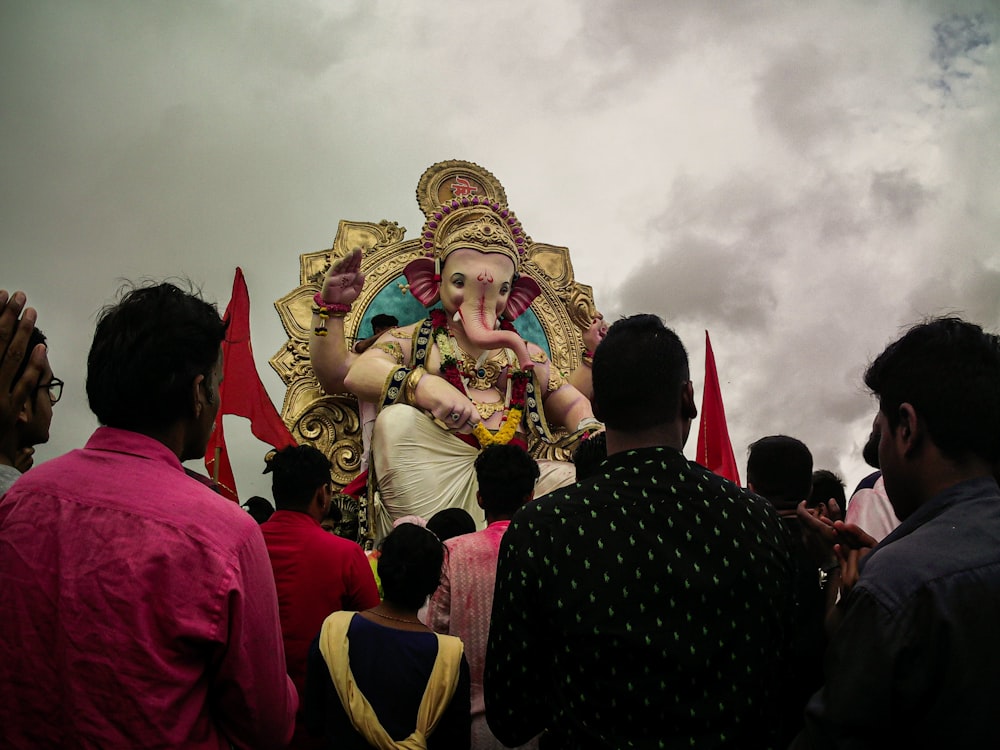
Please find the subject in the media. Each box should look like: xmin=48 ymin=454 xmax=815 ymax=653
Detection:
xmin=84 ymin=426 xmax=184 ymax=472
xmin=876 ymin=475 xmax=1000 ymax=550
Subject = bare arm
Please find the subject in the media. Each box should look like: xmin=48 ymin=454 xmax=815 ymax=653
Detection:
xmin=310 ymin=249 xmax=363 ymax=394
xmin=566 ymin=363 xmax=593 ymax=403
xmin=566 ymin=314 xmax=604 ymax=403
xmin=545 ymin=382 xmax=596 ymax=433
xmin=531 ymin=347 xmax=596 ymax=433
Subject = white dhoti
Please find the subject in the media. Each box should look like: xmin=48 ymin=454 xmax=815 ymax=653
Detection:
xmin=371 ymin=404 xmax=576 ymax=541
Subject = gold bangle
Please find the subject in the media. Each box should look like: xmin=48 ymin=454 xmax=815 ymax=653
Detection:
xmin=403 ymin=366 xmax=426 ymax=406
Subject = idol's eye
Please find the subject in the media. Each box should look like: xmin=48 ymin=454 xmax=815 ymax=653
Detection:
xmin=500 ymin=282 xmax=510 ymax=295
xmin=451 ymin=274 xmax=464 ymax=288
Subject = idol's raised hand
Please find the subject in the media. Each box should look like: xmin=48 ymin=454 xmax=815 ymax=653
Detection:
xmin=320 ymin=248 xmax=365 ymax=306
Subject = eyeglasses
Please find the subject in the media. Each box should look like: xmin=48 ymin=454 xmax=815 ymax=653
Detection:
xmin=37 ymin=377 xmax=64 ymax=405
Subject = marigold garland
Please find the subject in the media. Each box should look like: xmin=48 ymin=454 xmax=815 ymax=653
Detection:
xmin=429 ymin=309 xmax=528 ymax=448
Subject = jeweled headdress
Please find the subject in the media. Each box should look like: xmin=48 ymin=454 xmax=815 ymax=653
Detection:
xmin=421 ymin=196 xmax=527 ymax=274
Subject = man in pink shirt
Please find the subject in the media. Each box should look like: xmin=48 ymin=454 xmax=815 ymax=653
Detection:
xmin=427 ymin=444 xmax=541 ymax=750
xmin=0 ymin=282 xmax=297 ymax=749
xmin=261 ymin=444 xmax=380 ymax=748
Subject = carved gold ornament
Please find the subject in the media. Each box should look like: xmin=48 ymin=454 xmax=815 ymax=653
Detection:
xmin=271 ymin=160 xmax=598 ymax=542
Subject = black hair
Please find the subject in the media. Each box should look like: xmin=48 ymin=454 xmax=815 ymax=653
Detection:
xmin=746 ymin=435 xmax=813 ymax=510
xmin=86 ymin=282 xmax=226 ymax=432
xmin=861 ymin=428 xmax=880 ymax=469
xmin=572 ymin=431 xmax=608 ymax=481
xmin=263 ymin=444 xmax=332 ymax=511
xmin=474 ymin=444 xmax=540 ymax=517
xmin=864 ymin=316 xmax=1000 ymax=464
xmin=371 ymin=314 xmax=399 ymax=334
xmin=592 ymin=314 xmax=689 ymax=430
xmin=426 ymin=508 xmax=477 ymax=541
xmin=322 ymin=502 xmax=343 ymax=525
xmin=809 ymin=469 xmax=846 ymax=510
xmin=242 ymin=496 xmax=275 ymax=525
xmin=378 ymin=524 xmax=444 ymax=609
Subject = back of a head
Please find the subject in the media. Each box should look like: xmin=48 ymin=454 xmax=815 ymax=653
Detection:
xmin=378 ymin=523 xmax=445 ymax=609
xmin=592 ymin=314 xmax=689 ymax=430
xmin=865 ymin=316 xmax=1000 ymax=465
xmin=87 ymin=283 xmax=226 ymax=433
xmin=573 ymin=431 xmax=608 ymax=481
xmin=243 ymin=496 xmax=275 ymax=525
xmin=474 ymin=444 xmax=540 ymax=517
xmin=264 ymin=444 xmax=332 ymax=511
xmin=371 ymin=313 xmax=399 ymax=333
xmin=426 ymin=508 xmax=477 ymax=541
xmin=746 ymin=435 xmax=813 ymax=510
xmin=810 ymin=469 xmax=846 ymax=509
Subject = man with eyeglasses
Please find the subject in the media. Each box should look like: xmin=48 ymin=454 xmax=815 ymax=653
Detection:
xmin=0 ymin=324 xmax=60 ymax=495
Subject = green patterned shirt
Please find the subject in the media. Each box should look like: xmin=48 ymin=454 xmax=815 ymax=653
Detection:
xmin=484 ymin=446 xmax=796 ymax=749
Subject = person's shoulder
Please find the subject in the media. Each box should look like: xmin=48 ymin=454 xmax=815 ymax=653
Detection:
xmin=443 ymin=526 xmax=489 ymax=555
xmin=863 ymin=490 xmax=1000 ymax=597
xmin=507 ymin=482 xmax=592 ymax=534
xmin=307 ymin=522 xmax=368 ymax=559
xmin=172 ymin=482 xmax=262 ymax=549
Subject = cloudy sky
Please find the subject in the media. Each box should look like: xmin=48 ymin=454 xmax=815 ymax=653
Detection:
xmin=3 ymin=0 xmax=997 ymax=502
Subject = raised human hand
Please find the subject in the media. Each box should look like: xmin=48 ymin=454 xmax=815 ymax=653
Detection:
xmin=582 ymin=313 xmax=607 ymax=353
xmin=832 ymin=521 xmax=876 ymax=595
xmin=0 ymin=290 xmax=46 ymax=438
xmin=796 ymin=500 xmax=839 ymax=565
xmin=320 ymin=247 xmax=365 ymax=306
xmin=832 ymin=520 xmax=877 ymax=551
xmin=413 ymin=372 xmax=481 ymax=434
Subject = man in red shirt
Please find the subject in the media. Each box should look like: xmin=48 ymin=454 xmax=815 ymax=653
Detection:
xmin=261 ymin=444 xmax=381 ymax=748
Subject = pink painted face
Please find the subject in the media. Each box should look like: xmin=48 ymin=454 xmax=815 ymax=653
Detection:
xmin=583 ymin=312 xmax=608 ymax=353
xmin=440 ymin=248 xmax=516 ymax=324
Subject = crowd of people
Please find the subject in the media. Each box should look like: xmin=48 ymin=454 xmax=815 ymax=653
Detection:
xmin=2 ymin=281 xmax=1000 ymax=749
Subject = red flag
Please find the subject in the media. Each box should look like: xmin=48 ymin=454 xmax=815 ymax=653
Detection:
xmin=205 ymin=268 xmax=297 ymax=501
xmin=695 ymin=331 xmax=741 ymax=485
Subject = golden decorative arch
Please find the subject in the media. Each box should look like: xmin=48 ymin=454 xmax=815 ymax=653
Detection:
xmin=270 ymin=160 xmax=597 ymax=496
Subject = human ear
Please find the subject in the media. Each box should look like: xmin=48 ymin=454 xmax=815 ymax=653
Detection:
xmin=681 ymin=381 xmax=698 ymax=420
xmin=896 ymin=403 xmax=922 ymax=455
xmin=191 ymin=374 xmax=207 ymax=417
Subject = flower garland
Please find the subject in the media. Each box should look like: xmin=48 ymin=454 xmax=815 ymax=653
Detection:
xmin=429 ymin=309 xmax=529 ymax=448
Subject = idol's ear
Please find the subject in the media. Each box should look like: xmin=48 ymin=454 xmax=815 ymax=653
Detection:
xmin=404 ymin=258 xmax=441 ymax=307
xmin=504 ymin=275 xmax=541 ymax=321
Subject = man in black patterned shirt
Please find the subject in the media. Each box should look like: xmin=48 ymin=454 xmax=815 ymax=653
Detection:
xmin=484 ymin=314 xmax=796 ymax=749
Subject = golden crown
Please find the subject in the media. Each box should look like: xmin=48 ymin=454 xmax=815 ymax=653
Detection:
xmin=421 ymin=196 xmax=527 ymax=270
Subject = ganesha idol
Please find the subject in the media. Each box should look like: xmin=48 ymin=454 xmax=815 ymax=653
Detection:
xmin=311 ymin=196 xmax=601 ymax=538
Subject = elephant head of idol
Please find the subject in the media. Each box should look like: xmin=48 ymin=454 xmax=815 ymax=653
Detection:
xmin=403 ymin=198 xmax=541 ymax=369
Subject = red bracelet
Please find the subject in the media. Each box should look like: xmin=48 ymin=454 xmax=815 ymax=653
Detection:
xmin=313 ymin=292 xmax=352 ymax=315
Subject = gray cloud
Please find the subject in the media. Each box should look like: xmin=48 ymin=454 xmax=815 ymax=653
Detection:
xmin=3 ymin=0 xmax=998 ymax=499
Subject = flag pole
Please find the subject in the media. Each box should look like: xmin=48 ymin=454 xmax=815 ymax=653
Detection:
xmin=212 ymin=446 xmax=221 ymax=483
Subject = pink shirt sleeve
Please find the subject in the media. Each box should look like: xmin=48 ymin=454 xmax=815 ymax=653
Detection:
xmin=212 ymin=528 xmax=298 ymax=750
